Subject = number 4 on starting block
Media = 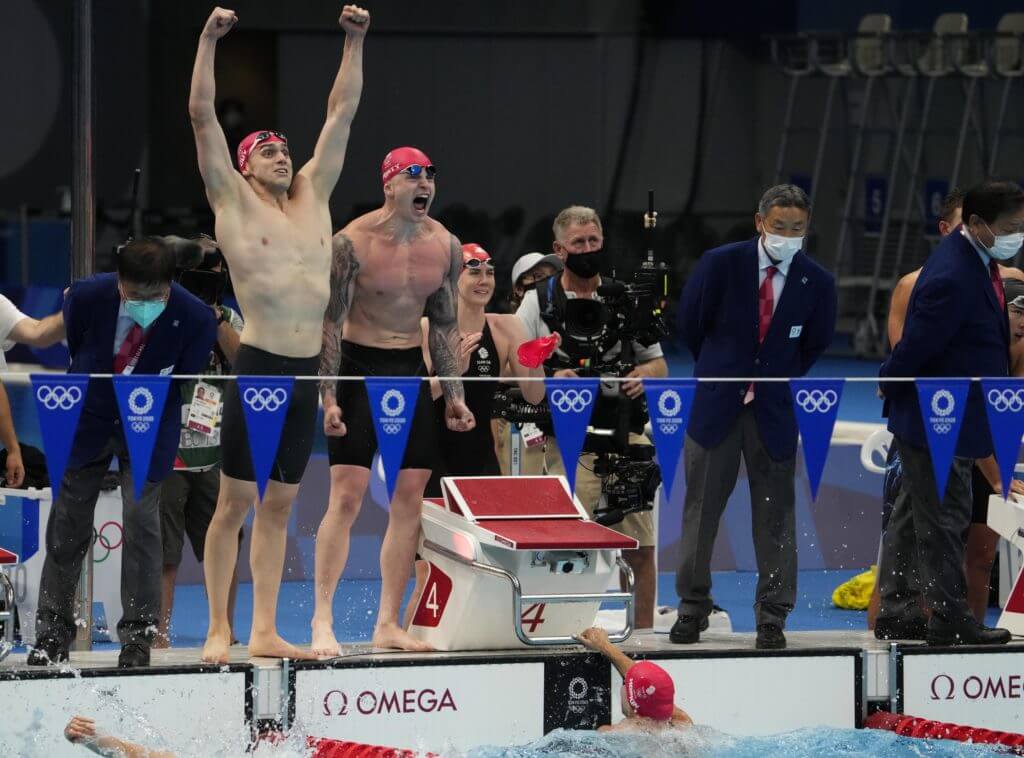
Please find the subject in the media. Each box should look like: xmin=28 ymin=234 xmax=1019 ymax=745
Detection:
xmin=411 ymin=563 xmax=453 ymax=628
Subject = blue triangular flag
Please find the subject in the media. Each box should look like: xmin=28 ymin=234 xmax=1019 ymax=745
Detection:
xmin=915 ymin=379 xmax=971 ymax=501
xmin=644 ymin=379 xmax=696 ymax=500
xmin=365 ymin=378 xmax=422 ymax=501
xmin=236 ymin=376 xmax=294 ymax=501
xmin=546 ymin=377 xmax=599 ymax=493
xmin=981 ymin=379 xmax=1024 ymax=499
xmin=30 ymin=374 xmax=89 ymax=499
xmin=790 ymin=379 xmax=844 ymax=500
xmin=112 ymin=375 xmax=171 ymax=500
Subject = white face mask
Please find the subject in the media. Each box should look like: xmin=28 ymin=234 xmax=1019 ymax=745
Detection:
xmin=762 ymin=232 xmax=804 ymax=262
xmin=983 ymin=221 xmax=1024 ymax=261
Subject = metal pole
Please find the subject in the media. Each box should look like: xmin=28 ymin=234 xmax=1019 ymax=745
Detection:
xmin=773 ymin=76 xmax=800 ymax=184
xmin=72 ymin=0 xmax=95 ymax=281
xmin=988 ymin=77 xmax=1013 ymax=177
xmin=808 ymin=77 xmax=839 ymax=217
xmin=949 ymin=77 xmax=977 ymax=190
xmin=834 ymin=76 xmax=875 ymax=273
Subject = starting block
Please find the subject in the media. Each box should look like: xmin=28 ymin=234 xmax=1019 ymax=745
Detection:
xmin=0 ymin=545 xmax=18 ymax=661
xmin=408 ymin=475 xmax=637 ymax=651
xmin=987 ymin=493 xmax=1024 ymax=634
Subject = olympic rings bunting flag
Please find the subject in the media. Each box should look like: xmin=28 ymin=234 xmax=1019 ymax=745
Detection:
xmin=237 ymin=376 xmax=294 ymax=501
xmin=981 ymin=379 xmax=1024 ymax=499
xmin=643 ymin=379 xmax=696 ymax=501
xmin=365 ymin=377 xmax=422 ymax=501
xmin=30 ymin=374 xmax=90 ymax=500
xmin=790 ymin=379 xmax=844 ymax=500
xmin=545 ymin=377 xmax=599 ymax=493
xmin=916 ymin=379 xmax=971 ymax=501
xmin=112 ymin=375 xmax=171 ymax=500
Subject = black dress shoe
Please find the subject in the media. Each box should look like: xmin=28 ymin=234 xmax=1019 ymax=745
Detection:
xmin=669 ymin=615 xmax=709 ymax=644
xmin=118 ymin=643 xmax=151 ymax=668
xmin=755 ymin=623 xmax=786 ymax=650
xmin=27 ymin=637 xmax=69 ymax=666
xmin=927 ymin=619 xmax=1011 ymax=647
xmin=874 ymin=616 xmax=928 ymax=641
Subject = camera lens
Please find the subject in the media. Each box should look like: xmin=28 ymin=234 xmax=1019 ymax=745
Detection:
xmin=561 ymin=562 xmax=574 ymax=574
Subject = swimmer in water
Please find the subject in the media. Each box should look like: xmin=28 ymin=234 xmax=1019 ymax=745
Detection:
xmin=577 ymin=626 xmax=692 ymax=731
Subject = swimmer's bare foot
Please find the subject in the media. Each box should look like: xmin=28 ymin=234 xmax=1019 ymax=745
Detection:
xmin=311 ymin=619 xmax=342 ymax=657
xmin=152 ymin=632 xmax=170 ymax=650
xmin=373 ymin=622 xmax=434 ymax=652
xmin=201 ymin=630 xmax=232 ymax=664
xmin=248 ymin=631 xmax=319 ymax=660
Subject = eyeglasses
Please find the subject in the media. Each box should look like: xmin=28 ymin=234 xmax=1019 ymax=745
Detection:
xmin=401 ymin=164 xmax=436 ymax=180
xmin=463 ymin=258 xmax=494 ymax=272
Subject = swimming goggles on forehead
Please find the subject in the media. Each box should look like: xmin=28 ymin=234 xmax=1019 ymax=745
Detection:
xmin=401 ymin=164 xmax=436 ymax=180
xmin=255 ymin=130 xmax=287 ymax=143
xmin=463 ymin=258 xmax=495 ymax=272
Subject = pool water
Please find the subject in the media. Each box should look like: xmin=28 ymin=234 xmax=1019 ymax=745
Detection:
xmin=461 ymin=726 xmax=1007 ymax=758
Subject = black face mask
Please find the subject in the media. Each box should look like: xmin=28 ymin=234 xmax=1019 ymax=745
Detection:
xmin=178 ymin=269 xmax=225 ymax=305
xmin=564 ymin=250 xmax=602 ymax=279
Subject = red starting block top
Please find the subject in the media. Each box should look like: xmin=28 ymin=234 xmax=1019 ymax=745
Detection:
xmin=442 ymin=476 xmax=584 ymax=521
xmin=0 ymin=546 xmax=18 ymax=565
xmin=478 ymin=519 xmax=637 ymax=550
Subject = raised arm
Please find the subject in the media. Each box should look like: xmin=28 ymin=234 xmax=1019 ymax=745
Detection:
xmin=426 ymin=236 xmax=475 ymax=432
xmin=189 ymin=8 xmax=243 ymax=210
xmin=319 ymin=232 xmax=359 ymax=435
xmin=299 ymin=5 xmax=369 ymax=198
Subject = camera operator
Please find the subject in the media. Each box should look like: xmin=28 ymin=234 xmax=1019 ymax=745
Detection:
xmin=671 ymin=185 xmax=836 ymax=650
xmin=155 ymin=236 xmax=245 ymax=648
xmin=516 ymin=206 xmax=667 ymax=629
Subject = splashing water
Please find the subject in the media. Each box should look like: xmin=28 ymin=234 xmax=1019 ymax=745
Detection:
xmin=458 ymin=726 xmax=1008 ymax=758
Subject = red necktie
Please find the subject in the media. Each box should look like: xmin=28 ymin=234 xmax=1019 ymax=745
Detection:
xmin=114 ymin=324 xmax=146 ymax=374
xmin=990 ymin=260 xmax=1006 ymax=311
xmin=759 ymin=266 xmax=778 ymax=344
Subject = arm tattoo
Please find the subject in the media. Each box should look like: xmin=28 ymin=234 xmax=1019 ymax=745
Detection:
xmin=426 ymin=235 xmax=465 ymax=404
xmin=319 ymin=233 xmax=359 ymax=401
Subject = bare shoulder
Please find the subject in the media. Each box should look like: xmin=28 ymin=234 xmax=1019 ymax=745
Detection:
xmin=486 ymin=313 xmax=520 ymax=338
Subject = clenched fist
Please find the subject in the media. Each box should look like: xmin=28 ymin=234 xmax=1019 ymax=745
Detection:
xmin=339 ymin=4 xmax=370 ymax=36
xmin=202 ymin=7 xmax=237 ymax=40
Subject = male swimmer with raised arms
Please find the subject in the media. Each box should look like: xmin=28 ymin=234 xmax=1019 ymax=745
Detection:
xmin=189 ymin=4 xmax=369 ymax=663
xmin=312 ymin=147 xmax=475 ymax=653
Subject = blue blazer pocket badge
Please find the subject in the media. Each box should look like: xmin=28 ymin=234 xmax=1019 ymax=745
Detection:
xmin=789 ymin=326 xmax=803 ymax=339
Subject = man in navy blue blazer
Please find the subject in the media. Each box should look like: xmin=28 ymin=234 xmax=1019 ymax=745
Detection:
xmin=30 ymin=237 xmax=216 ymax=668
xmin=876 ymin=180 xmax=1024 ymax=646
xmin=671 ymin=185 xmax=836 ymax=649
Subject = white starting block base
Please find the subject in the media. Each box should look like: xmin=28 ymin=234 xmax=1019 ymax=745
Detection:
xmin=987 ymin=494 xmax=1024 ymax=636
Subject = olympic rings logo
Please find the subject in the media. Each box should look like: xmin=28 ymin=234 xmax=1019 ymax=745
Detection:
xmin=92 ymin=520 xmax=123 ymax=563
xmin=659 ymin=423 xmax=680 ymax=435
xmin=931 ymin=390 xmax=955 ymax=418
xmin=933 ymin=423 xmax=953 ymax=435
xmin=795 ymin=389 xmax=839 ymax=414
xmin=657 ymin=390 xmax=682 ymax=419
xmin=36 ymin=385 xmax=83 ymax=411
xmin=128 ymin=387 xmax=154 ymax=416
xmin=243 ymin=387 xmax=288 ymax=413
xmin=988 ymin=389 xmax=1024 ymax=413
xmin=381 ymin=390 xmax=405 ymax=418
xmin=381 ymin=423 xmax=402 ymax=435
xmin=550 ymin=389 xmax=593 ymax=414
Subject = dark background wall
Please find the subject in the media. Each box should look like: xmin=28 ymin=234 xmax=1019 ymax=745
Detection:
xmin=4 ymin=0 xmax=1024 ymax=290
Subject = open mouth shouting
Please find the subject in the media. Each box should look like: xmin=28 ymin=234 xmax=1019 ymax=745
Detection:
xmin=412 ymin=193 xmax=430 ymax=213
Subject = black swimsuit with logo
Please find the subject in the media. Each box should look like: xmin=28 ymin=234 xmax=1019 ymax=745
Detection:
xmin=426 ymin=321 xmax=501 ymax=497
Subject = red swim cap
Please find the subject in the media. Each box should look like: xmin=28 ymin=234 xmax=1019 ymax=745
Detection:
xmin=237 ymin=130 xmax=287 ymax=174
xmin=382 ymin=146 xmax=432 ymax=185
xmin=624 ymin=661 xmax=675 ymax=721
xmin=462 ymin=243 xmax=490 ymax=264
